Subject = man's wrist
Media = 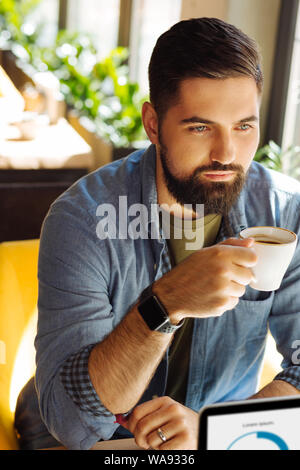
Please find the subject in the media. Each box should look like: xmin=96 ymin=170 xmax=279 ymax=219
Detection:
xmin=138 ymin=283 xmax=185 ymax=333
xmin=152 ymin=280 xmax=185 ymax=325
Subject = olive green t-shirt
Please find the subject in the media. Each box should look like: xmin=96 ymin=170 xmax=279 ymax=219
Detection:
xmin=162 ymin=212 xmax=222 ymax=404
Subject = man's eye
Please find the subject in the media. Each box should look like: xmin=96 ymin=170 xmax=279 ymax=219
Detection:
xmin=239 ymin=124 xmax=251 ymax=131
xmin=189 ymin=125 xmax=208 ymax=133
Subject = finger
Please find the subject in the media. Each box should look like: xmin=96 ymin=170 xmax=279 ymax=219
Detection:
xmin=226 ymin=280 xmax=246 ymax=298
xmin=219 ymin=237 xmax=255 ymax=248
xmin=230 ymin=264 xmax=256 ymax=285
xmin=130 ymin=405 xmax=171 ymax=449
xmin=224 ymin=246 xmax=258 ymax=268
xmin=159 ymin=432 xmax=197 ymax=451
xmin=147 ymin=420 xmax=181 ymax=450
xmin=126 ymin=397 xmax=166 ymax=435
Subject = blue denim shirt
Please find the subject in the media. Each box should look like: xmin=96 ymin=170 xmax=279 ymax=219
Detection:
xmin=35 ymin=144 xmax=300 ymax=449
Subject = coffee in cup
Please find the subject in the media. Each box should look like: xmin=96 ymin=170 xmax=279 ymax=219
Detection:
xmin=239 ymin=226 xmax=297 ymax=291
xmin=250 ymin=235 xmax=283 ymax=245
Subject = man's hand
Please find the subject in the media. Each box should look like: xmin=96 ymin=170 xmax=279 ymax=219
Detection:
xmin=153 ymin=237 xmax=257 ymax=324
xmin=123 ymin=396 xmax=199 ymax=450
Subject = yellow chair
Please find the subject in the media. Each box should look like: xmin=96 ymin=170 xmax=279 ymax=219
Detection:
xmin=0 ymin=239 xmax=39 ymax=450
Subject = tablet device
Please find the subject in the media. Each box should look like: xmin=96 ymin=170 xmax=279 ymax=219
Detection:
xmin=198 ymin=395 xmax=300 ymax=450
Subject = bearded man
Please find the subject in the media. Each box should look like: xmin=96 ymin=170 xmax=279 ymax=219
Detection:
xmin=33 ymin=18 xmax=300 ymax=450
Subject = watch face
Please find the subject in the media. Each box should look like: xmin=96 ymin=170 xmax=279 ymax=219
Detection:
xmin=138 ymin=295 xmax=167 ymax=330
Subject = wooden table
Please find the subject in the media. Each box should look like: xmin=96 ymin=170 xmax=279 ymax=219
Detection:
xmin=0 ymin=117 xmax=94 ymax=170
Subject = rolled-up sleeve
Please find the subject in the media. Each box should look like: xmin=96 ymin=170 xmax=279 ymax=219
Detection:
xmin=59 ymin=344 xmax=104 ymax=415
xmin=35 ymin=200 xmax=119 ymax=449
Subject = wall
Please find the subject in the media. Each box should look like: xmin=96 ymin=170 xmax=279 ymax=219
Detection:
xmin=181 ymin=0 xmax=228 ymax=20
xmin=180 ymin=0 xmax=282 ymax=144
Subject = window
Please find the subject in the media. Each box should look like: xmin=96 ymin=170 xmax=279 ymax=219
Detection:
xmin=282 ymin=5 xmax=300 ymax=149
xmin=66 ymin=0 xmax=121 ymax=59
xmin=26 ymin=0 xmax=59 ymax=47
xmin=129 ymin=0 xmax=182 ymax=95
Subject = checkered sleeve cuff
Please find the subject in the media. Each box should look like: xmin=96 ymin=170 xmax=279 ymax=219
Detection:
xmin=274 ymin=366 xmax=300 ymax=391
xmin=60 ymin=344 xmax=111 ymax=417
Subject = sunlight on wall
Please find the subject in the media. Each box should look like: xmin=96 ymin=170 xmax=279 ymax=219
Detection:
xmin=9 ymin=309 xmax=38 ymax=413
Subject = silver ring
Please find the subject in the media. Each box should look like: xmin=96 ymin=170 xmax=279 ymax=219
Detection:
xmin=157 ymin=427 xmax=167 ymax=443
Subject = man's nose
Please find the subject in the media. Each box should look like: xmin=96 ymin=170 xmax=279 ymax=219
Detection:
xmin=209 ymin=132 xmax=236 ymax=165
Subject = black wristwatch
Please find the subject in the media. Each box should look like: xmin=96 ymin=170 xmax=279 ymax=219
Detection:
xmin=137 ymin=284 xmax=185 ymax=334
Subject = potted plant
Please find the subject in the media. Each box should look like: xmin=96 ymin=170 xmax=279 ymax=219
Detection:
xmin=254 ymin=140 xmax=300 ymax=179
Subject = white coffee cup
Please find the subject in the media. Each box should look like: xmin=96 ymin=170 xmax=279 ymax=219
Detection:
xmin=239 ymin=226 xmax=297 ymax=291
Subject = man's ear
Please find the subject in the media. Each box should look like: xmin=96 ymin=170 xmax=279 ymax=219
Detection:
xmin=142 ymin=101 xmax=159 ymax=144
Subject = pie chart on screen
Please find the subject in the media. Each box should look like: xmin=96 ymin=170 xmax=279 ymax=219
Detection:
xmin=227 ymin=431 xmax=289 ymax=450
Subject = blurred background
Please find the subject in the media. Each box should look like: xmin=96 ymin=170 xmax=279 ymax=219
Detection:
xmin=1 ymin=0 xmax=299 ymax=244
xmin=0 ymin=1 xmax=299 ymax=175
xmin=1 ymin=0 xmax=299 ymax=450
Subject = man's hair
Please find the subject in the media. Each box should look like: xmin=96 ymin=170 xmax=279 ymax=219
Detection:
xmin=148 ymin=17 xmax=263 ymax=120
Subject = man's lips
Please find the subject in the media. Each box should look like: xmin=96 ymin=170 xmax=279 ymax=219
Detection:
xmin=202 ymin=171 xmax=236 ymax=181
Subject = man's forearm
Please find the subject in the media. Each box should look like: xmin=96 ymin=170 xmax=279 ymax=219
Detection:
xmin=249 ymin=379 xmax=300 ymax=400
xmin=88 ymin=303 xmax=173 ymax=415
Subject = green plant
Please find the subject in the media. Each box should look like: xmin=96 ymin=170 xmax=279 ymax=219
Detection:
xmin=92 ymin=47 xmax=146 ymax=147
xmin=31 ymin=29 xmax=101 ymax=116
xmin=36 ymin=31 xmax=147 ymax=147
xmin=254 ymin=140 xmax=284 ymax=171
xmin=254 ymin=140 xmax=300 ymax=179
xmin=0 ymin=0 xmax=42 ymax=52
xmin=0 ymin=1 xmax=147 ymax=148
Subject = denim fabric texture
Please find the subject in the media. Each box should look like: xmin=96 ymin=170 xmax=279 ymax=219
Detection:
xmin=35 ymin=144 xmax=300 ymax=449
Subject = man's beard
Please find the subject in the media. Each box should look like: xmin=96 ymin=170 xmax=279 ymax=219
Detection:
xmin=158 ymin=133 xmax=247 ymax=217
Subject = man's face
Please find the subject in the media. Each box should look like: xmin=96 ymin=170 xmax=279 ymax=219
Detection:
xmin=156 ymin=76 xmax=261 ymax=215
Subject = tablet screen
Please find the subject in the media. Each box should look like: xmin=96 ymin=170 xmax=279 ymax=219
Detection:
xmin=207 ymin=406 xmax=300 ymax=450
